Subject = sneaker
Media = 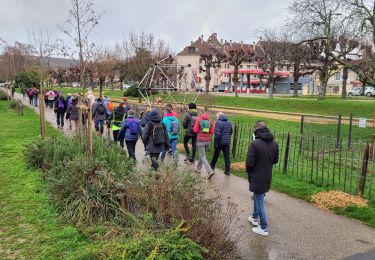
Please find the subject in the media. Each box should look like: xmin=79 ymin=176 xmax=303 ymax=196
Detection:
xmin=184 ymin=157 xmax=190 ymax=162
xmin=252 ymin=226 xmax=268 ymax=236
xmin=248 ymin=216 xmax=259 ymax=226
xmin=224 ymin=171 xmax=231 ymax=176
xmin=207 ymin=171 xmax=215 ymax=180
xmin=189 ymin=158 xmax=195 ymax=163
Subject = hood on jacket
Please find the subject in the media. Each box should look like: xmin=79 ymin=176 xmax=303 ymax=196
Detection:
xmin=218 ymin=114 xmax=228 ymax=121
xmin=199 ymin=113 xmax=210 ymax=120
xmin=255 ymin=127 xmax=274 ymax=142
xmin=188 ymin=110 xmax=198 ymax=116
xmin=164 ymin=112 xmax=175 ymax=117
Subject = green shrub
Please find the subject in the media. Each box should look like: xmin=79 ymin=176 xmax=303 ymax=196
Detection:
xmin=123 ymin=85 xmax=139 ymax=97
xmin=122 ymin=223 xmax=206 ymax=259
xmin=0 ymin=89 xmax=8 ymax=100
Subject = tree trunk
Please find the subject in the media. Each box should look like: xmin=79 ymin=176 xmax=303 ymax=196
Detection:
xmin=233 ymin=66 xmax=239 ymax=97
xmin=293 ymin=64 xmax=300 ymax=97
xmin=205 ymin=67 xmax=211 ymax=93
xmin=269 ymin=76 xmax=274 ymax=99
xmin=99 ymin=83 xmax=103 ymax=98
xmin=341 ymin=66 xmax=348 ymax=99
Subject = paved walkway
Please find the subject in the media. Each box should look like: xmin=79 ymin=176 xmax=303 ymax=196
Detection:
xmin=14 ymin=91 xmax=375 ymax=260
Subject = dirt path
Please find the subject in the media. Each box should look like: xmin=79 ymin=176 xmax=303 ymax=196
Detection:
xmin=15 ymin=91 xmax=375 ymax=260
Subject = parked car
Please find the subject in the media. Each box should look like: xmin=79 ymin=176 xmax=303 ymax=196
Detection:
xmin=364 ymin=86 xmax=375 ymax=97
xmin=122 ymin=84 xmax=131 ymax=90
xmin=196 ymin=86 xmax=204 ymax=92
xmin=72 ymin=82 xmax=80 ymax=88
xmin=346 ymin=87 xmax=362 ymax=96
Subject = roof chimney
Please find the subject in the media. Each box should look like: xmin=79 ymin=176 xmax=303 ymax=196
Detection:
xmin=212 ymin=33 xmax=218 ymax=38
xmin=190 ymin=41 xmax=193 ymax=44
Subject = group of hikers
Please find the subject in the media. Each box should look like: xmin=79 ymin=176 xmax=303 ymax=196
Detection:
xmin=17 ymin=87 xmax=279 ymax=237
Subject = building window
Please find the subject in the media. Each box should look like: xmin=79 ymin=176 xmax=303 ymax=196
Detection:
xmin=240 ymin=65 xmax=243 ymax=69
xmin=355 ymin=73 xmax=360 ymax=81
xmin=335 ymin=72 xmax=341 ymax=80
xmin=247 ymin=65 xmax=251 ymax=69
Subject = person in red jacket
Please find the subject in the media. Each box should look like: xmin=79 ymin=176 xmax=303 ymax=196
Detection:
xmin=193 ymin=112 xmax=215 ymax=179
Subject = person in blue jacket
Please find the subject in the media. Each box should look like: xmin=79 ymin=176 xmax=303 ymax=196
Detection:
xmin=118 ymin=110 xmax=142 ymax=162
xmin=161 ymin=104 xmax=180 ymax=162
xmin=210 ymin=112 xmax=233 ymax=175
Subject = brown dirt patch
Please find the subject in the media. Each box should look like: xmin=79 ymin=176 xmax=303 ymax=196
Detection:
xmin=231 ymin=162 xmax=246 ymax=171
xmin=177 ymin=143 xmax=185 ymax=153
xmin=312 ymin=191 xmax=368 ymax=210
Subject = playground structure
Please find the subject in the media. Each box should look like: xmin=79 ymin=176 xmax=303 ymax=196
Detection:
xmin=137 ymin=56 xmax=202 ymax=109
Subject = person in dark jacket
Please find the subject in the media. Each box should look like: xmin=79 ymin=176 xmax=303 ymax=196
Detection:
xmin=92 ymin=98 xmax=107 ymax=135
xmin=182 ymin=103 xmax=198 ymax=163
xmin=66 ymin=97 xmax=79 ymax=132
xmin=118 ymin=110 xmax=142 ymax=162
xmin=210 ymin=112 xmax=233 ymax=175
xmin=246 ymin=121 xmax=278 ymax=236
xmin=142 ymin=109 xmax=169 ymax=170
xmin=54 ymin=96 xmax=67 ymax=129
xmin=108 ymin=102 xmax=127 ymax=147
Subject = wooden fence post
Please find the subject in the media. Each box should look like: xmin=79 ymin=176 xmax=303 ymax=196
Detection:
xmin=283 ymin=132 xmax=291 ymax=175
xmin=38 ymin=92 xmax=46 ymax=138
xmin=358 ymin=143 xmax=370 ymax=197
xmin=232 ymin=122 xmax=239 ymax=159
xmin=370 ymin=134 xmax=375 ymax=161
xmin=86 ymin=99 xmax=93 ymax=157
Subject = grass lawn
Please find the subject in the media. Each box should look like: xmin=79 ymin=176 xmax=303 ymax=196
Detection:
xmin=0 ymin=101 xmax=109 ymax=259
xmin=201 ymin=95 xmax=375 ymax=118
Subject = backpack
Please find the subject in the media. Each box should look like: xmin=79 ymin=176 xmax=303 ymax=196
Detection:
xmin=151 ymin=123 xmax=166 ymax=146
xmin=200 ymin=119 xmax=210 ymax=133
xmin=96 ymin=104 xmax=106 ymax=115
xmin=170 ymin=118 xmax=180 ymax=135
xmin=128 ymin=120 xmax=139 ymax=135
xmin=188 ymin=115 xmax=197 ymax=132
xmin=58 ymin=99 xmax=65 ymax=109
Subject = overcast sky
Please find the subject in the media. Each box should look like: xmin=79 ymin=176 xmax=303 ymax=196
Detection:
xmin=0 ymin=0 xmax=290 ymax=54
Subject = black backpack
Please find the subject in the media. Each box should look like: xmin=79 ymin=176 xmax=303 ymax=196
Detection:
xmin=96 ymin=104 xmax=106 ymax=116
xmin=151 ymin=122 xmax=166 ymax=146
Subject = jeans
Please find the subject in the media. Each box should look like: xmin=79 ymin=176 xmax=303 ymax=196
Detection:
xmin=28 ymin=96 xmax=33 ymax=105
xmin=252 ymin=193 xmax=268 ymax=230
xmin=183 ymin=135 xmax=197 ymax=159
xmin=48 ymin=100 xmax=54 ymax=109
xmin=95 ymin=119 xmax=104 ymax=134
xmin=197 ymin=142 xmax=212 ymax=173
xmin=161 ymin=138 xmax=178 ymax=161
xmin=150 ymin=153 xmax=160 ymax=170
xmin=126 ymin=140 xmax=137 ymax=161
xmin=56 ymin=113 xmax=65 ymax=127
xmin=33 ymin=96 xmax=38 ymax=107
xmin=211 ymin=144 xmax=231 ymax=174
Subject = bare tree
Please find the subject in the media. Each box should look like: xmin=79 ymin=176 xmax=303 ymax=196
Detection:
xmin=92 ymin=47 xmax=117 ymax=97
xmin=0 ymin=41 xmax=33 ymax=80
xmin=225 ymin=42 xmax=254 ymax=97
xmin=58 ymin=0 xmax=103 ymax=92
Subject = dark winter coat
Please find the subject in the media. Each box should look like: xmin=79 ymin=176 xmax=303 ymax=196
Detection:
xmin=54 ymin=97 xmax=67 ymax=114
xmin=140 ymin=111 xmax=151 ymax=127
xmin=246 ymin=128 xmax=279 ymax=194
xmin=118 ymin=115 xmax=142 ymax=141
xmin=182 ymin=110 xmax=198 ymax=137
xmin=108 ymin=106 xmax=127 ymax=125
xmin=142 ymin=112 xmax=169 ymax=154
xmin=214 ymin=115 xmax=233 ymax=147
xmin=92 ymin=101 xmax=107 ymax=121
xmin=66 ymin=99 xmax=79 ymax=120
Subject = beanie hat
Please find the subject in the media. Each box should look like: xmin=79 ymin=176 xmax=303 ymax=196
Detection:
xmin=254 ymin=121 xmax=267 ymax=132
xmin=188 ymin=103 xmax=196 ymax=109
xmin=150 ymin=109 xmax=159 ymax=117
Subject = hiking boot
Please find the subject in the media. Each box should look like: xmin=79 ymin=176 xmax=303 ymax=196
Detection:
xmin=189 ymin=157 xmax=195 ymax=163
xmin=184 ymin=157 xmax=190 ymax=162
xmin=207 ymin=171 xmax=215 ymax=180
xmin=248 ymin=216 xmax=259 ymax=226
xmin=252 ymin=226 xmax=268 ymax=236
xmin=224 ymin=171 xmax=231 ymax=176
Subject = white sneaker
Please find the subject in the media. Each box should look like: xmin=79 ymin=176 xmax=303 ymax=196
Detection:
xmin=252 ymin=226 xmax=268 ymax=236
xmin=248 ymin=216 xmax=259 ymax=226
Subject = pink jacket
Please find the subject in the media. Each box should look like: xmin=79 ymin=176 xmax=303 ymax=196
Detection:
xmin=193 ymin=113 xmax=214 ymax=142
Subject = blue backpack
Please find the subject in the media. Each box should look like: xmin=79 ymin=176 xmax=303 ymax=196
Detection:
xmin=170 ymin=118 xmax=180 ymax=135
xmin=128 ymin=120 xmax=139 ymax=135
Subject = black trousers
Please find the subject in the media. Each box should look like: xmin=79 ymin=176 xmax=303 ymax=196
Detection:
xmin=113 ymin=130 xmax=124 ymax=147
xmin=56 ymin=113 xmax=65 ymax=127
xmin=126 ymin=140 xmax=137 ymax=161
xmin=210 ymin=145 xmax=231 ymax=174
xmin=150 ymin=153 xmax=160 ymax=170
xmin=183 ymin=135 xmax=197 ymax=159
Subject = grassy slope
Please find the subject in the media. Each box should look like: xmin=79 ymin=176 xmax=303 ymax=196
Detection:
xmin=0 ymin=101 xmax=102 ymax=259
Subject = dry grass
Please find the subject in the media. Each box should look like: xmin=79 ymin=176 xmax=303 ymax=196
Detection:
xmin=312 ymin=191 xmax=368 ymax=210
xmin=177 ymin=143 xmax=185 ymax=154
xmin=231 ymin=162 xmax=246 ymax=171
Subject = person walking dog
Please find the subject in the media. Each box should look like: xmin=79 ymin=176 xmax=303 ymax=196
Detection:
xmin=246 ymin=121 xmax=278 ymax=236
xmin=210 ymin=112 xmax=233 ymax=175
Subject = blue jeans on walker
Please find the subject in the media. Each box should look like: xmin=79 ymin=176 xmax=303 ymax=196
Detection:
xmin=161 ymin=138 xmax=178 ymax=161
xmin=252 ymin=193 xmax=268 ymax=230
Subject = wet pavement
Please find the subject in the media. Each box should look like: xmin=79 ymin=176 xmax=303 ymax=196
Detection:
xmin=14 ymin=91 xmax=375 ymax=260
